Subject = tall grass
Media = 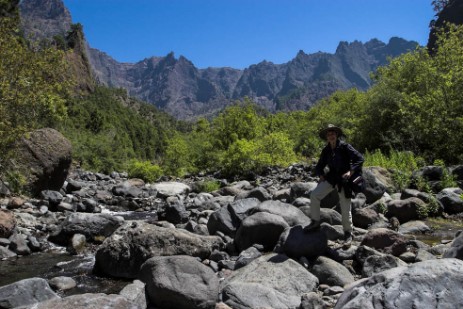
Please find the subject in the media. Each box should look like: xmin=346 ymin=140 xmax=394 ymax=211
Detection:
xmin=364 ymin=149 xmax=426 ymax=190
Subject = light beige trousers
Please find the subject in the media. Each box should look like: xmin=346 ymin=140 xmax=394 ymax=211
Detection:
xmin=310 ymin=180 xmax=353 ymax=232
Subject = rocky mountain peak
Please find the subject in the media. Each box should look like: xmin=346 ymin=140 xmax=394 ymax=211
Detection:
xmin=18 ymin=0 xmax=421 ymax=120
xmin=19 ymin=0 xmax=72 ymax=40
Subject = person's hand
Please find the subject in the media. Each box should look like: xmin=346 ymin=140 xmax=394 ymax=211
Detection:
xmin=319 ymin=175 xmax=325 ymax=183
xmin=342 ymin=171 xmax=351 ymax=179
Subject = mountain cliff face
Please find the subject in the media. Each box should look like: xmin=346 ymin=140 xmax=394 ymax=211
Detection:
xmin=19 ymin=0 xmax=72 ymax=41
xmin=89 ymin=37 xmax=417 ymax=119
xmin=19 ymin=0 xmax=419 ymax=120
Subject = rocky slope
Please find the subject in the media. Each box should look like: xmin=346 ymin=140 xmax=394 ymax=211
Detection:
xmin=1 ymin=162 xmax=463 ymax=308
xmin=90 ymin=38 xmax=417 ymax=119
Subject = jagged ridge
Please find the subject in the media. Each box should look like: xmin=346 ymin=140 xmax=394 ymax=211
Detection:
xmin=19 ymin=0 xmax=418 ymax=120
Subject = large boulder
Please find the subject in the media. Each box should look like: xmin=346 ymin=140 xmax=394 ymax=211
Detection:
xmin=0 ymin=278 xmax=59 ymax=309
xmin=335 ymin=259 xmax=463 ymax=309
xmin=386 ymin=197 xmax=427 ymax=223
xmin=436 ymin=188 xmax=463 ymax=215
xmin=221 ymin=253 xmax=318 ymax=309
xmin=360 ymin=228 xmax=408 ymax=256
xmin=234 ymin=212 xmax=289 ymax=252
xmin=362 ymin=167 xmax=387 ymax=204
xmin=140 ymin=255 xmax=219 ymax=309
xmin=275 ymin=225 xmax=328 ymax=259
xmin=207 ymin=198 xmax=260 ymax=237
xmin=94 ymin=222 xmax=224 ymax=278
xmin=8 ymin=128 xmax=72 ymax=196
xmin=252 ymin=200 xmax=311 ymax=226
xmin=443 ymin=230 xmax=463 ymax=260
xmin=310 ymin=256 xmax=355 ymax=287
xmin=48 ymin=213 xmax=124 ymax=246
xmin=0 ymin=209 xmax=15 ymax=238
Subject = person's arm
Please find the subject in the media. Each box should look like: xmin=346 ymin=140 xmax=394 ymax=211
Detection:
xmin=315 ymin=148 xmax=328 ymax=177
xmin=347 ymin=144 xmax=364 ymax=173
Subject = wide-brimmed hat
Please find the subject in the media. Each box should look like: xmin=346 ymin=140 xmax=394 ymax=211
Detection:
xmin=318 ymin=124 xmax=343 ymax=139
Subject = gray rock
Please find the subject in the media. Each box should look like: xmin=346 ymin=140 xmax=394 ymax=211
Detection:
xmin=40 ymin=190 xmax=63 ymax=207
xmin=0 ymin=245 xmax=17 ymax=259
xmin=94 ymin=221 xmax=223 ymax=278
xmin=355 ymin=245 xmax=385 ymax=265
xmin=292 ymin=197 xmax=311 ymax=207
xmin=273 ymin=188 xmax=291 ymax=201
xmin=362 ymin=168 xmax=387 ymax=204
xmin=119 ymin=280 xmax=146 ymax=309
xmin=310 ymin=256 xmax=355 ymax=287
xmin=320 ymin=223 xmax=345 ymax=241
xmin=443 ymin=229 xmax=463 ymax=259
xmin=352 ymin=207 xmax=380 ymax=229
xmin=300 ymin=292 xmax=326 ymax=309
xmin=48 ymin=276 xmax=77 ymax=291
xmin=48 ymin=213 xmax=124 ymax=246
xmin=360 ymin=228 xmax=408 ymax=256
xmin=401 ymin=188 xmax=433 ymax=203
xmin=207 ymin=198 xmax=260 ymax=237
xmin=254 ymin=200 xmax=311 ymax=226
xmin=436 ymin=188 xmax=463 ymax=214
xmin=386 ymin=197 xmax=427 ymax=223
xmin=9 ymin=233 xmax=31 ymax=255
xmin=17 ymin=293 xmax=140 ymax=309
xmin=289 ymin=182 xmax=316 ymax=202
xmin=335 ymin=259 xmax=463 ymax=309
xmin=415 ymin=249 xmax=437 ymax=262
xmin=235 ymin=212 xmax=289 ymax=252
xmin=235 ymin=246 xmax=262 ymax=269
xmin=0 ymin=209 xmax=15 ymax=238
xmin=221 ymin=253 xmax=318 ymax=309
xmin=162 ymin=196 xmax=189 ymax=224
xmin=398 ymin=220 xmax=431 ymax=234
xmin=8 ymin=128 xmax=72 ymax=196
xmin=275 ymin=225 xmax=328 ymax=259
xmin=238 ymin=186 xmax=272 ymax=201
xmin=362 ymin=254 xmax=408 ymax=277
xmin=0 ymin=277 xmax=59 ymax=308
xmin=140 ymin=255 xmax=219 ymax=309
xmin=153 ymin=182 xmax=190 ymax=197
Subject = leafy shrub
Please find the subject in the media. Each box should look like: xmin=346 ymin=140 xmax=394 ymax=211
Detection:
xmin=192 ymin=180 xmax=221 ymax=193
xmin=4 ymin=170 xmax=27 ymax=194
xmin=364 ymin=149 xmax=425 ymax=190
xmin=128 ymin=160 xmax=163 ymax=183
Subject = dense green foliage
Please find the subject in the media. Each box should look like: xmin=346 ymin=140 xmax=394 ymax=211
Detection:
xmin=2 ymin=0 xmax=463 ymax=186
xmin=60 ymin=87 xmax=178 ymax=173
xmin=364 ymin=149 xmax=426 ymax=190
xmin=162 ymin=99 xmax=299 ymax=177
xmin=127 ymin=160 xmax=163 ymax=183
xmin=0 ymin=6 xmax=70 ymax=151
xmin=358 ymin=24 xmax=463 ymax=162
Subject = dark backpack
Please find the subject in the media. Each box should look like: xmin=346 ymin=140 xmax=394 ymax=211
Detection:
xmin=341 ymin=143 xmax=365 ymax=194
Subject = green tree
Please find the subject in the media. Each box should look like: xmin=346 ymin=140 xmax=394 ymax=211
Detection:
xmin=359 ymin=24 xmax=463 ymax=163
xmin=211 ymin=98 xmax=265 ymax=150
xmin=0 ymin=5 xmax=70 ymax=151
xmin=163 ymin=134 xmax=191 ymax=176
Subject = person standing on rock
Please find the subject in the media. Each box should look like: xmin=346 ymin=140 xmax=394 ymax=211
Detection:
xmin=304 ymin=124 xmax=364 ymax=247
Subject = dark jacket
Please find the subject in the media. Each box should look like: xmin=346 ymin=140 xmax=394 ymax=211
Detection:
xmin=315 ymin=140 xmax=364 ymax=190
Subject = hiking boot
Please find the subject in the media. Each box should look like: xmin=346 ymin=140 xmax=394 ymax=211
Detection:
xmin=303 ymin=220 xmax=320 ymax=233
xmin=342 ymin=231 xmax=353 ymax=249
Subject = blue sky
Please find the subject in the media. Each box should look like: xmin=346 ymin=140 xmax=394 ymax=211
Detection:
xmin=63 ymin=0 xmax=436 ymax=69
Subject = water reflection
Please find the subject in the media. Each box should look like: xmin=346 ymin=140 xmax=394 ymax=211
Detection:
xmin=0 ymin=251 xmax=129 ymax=296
